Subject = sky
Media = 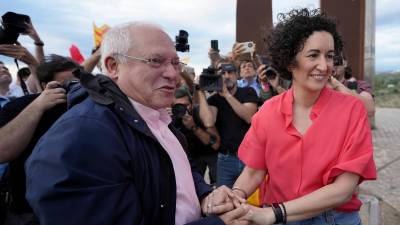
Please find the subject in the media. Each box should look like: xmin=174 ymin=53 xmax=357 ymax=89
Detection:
xmin=1 ymin=0 xmax=399 ymax=80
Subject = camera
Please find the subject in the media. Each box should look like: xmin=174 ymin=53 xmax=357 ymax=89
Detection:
xmin=265 ymin=67 xmax=278 ymax=80
xmin=347 ymin=81 xmax=358 ymax=91
xmin=58 ymin=80 xmax=80 ymax=93
xmin=199 ymin=66 xmax=223 ymax=92
xmin=172 ymin=103 xmax=188 ymax=119
xmin=0 ymin=12 xmax=30 ymax=44
xmin=240 ymin=41 xmax=255 ymax=54
xmin=258 ymin=56 xmax=278 ymax=81
xmin=175 ymin=30 xmax=189 ymax=52
xmin=236 ymin=41 xmax=255 ymax=61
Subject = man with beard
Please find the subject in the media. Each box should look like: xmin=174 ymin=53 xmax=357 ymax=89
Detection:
xmin=198 ymin=60 xmax=259 ymax=188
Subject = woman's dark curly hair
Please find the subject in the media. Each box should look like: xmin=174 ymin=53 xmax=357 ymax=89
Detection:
xmin=267 ymin=8 xmax=343 ymax=80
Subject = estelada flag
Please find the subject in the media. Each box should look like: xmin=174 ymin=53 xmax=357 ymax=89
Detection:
xmin=93 ymin=22 xmax=110 ymax=47
xmin=69 ymin=44 xmax=85 ymax=64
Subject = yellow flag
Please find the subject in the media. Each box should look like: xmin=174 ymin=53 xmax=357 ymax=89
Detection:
xmin=181 ymin=56 xmax=190 ymax=65
xmin=93 ymin=22 xmax=110 ymax=47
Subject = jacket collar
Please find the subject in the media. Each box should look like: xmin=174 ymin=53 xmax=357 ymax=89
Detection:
xmin=69 ymin=73 xmax=157 ymax=140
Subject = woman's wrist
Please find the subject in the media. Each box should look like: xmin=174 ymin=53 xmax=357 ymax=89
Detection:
xmin=232 ymin=187 xmax=247 ymax=199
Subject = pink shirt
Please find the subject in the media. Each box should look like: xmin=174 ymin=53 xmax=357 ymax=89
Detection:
xmin=238 ymin=87 xmax=376 ymax=211
xmin=130 ymin=99 xmax=201 ymax=224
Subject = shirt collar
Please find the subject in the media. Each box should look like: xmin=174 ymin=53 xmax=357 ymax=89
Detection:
xmin=239 ymin=76 xmax=257 ymax=85
xmin=280 ymin=87 xmax=332 ymax=124
xmin=129 ymin=98 xmax=171 ymax=126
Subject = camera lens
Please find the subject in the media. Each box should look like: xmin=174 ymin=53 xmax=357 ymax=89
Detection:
xmin=172 ymin=104 xmax=187 ymax=119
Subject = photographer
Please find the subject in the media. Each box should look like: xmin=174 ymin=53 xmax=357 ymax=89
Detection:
xmin=256 ymin=63 xmax=288 ymax=102
xmin=0 ymin=17 xmax=45 ymax=94
xmin=198 ymin=59 xmax=259 ymax=188
xmin=0 ymin=55 xmax=82 ymax=225
xmin=330 ymin=52 xmax=375 ymax=118
xmin=171 ymin=87 xmax=220 ymax=185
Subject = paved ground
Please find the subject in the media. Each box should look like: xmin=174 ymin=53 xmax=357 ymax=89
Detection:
xmin=360 ymin=107 xmax=400 ymax=225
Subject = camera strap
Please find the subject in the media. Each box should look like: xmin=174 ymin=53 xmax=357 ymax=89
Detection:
xmin=14 ymin=59 xmax=29 ymax=96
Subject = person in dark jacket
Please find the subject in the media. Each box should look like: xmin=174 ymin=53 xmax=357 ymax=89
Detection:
xmin=25 ymin=22 xmax=249 ymax=225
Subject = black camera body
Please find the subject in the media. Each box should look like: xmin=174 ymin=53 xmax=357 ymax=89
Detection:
xmin=58 ymin=80 xmax=80 ymax=93
xmin=347 ymin=80 xmax=358 ymax=91
xmin=199 ymin=67 xmax=223 ymax=92
xmin=172 ymin=103 xmax=188 ymax=120
xmin=175 ymin=30 xmax=189 ymax=52
xmin=0 ymin=12 xmax=30 ymax=44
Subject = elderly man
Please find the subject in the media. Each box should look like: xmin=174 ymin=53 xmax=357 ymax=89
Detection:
xmin=25 ymin=22 xmax=248 ymax=225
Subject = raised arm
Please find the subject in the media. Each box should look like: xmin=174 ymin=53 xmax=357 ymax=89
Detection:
xmin=0 ymin=81 xmax=65 ymax=162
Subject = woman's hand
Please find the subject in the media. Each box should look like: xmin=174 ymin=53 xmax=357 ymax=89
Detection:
xmin=242 ymin=205 xmax=275 ymax=225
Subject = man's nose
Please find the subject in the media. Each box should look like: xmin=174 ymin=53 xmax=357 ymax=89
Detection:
xmin=162 ymin=63 xmax=179 ymax=79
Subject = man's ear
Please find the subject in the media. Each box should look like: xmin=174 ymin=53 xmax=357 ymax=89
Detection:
xmin=104 ymin=56 xmax=119 ymax=80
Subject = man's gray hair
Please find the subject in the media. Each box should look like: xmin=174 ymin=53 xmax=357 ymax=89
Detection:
xmin=100 ymin=21 xmax=162 ymax=72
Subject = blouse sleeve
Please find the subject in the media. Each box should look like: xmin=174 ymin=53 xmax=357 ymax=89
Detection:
xmin=238 ymin=109 xmax=268 ymax=170
xmin=323 ymin=100 xmax=377 ymax=185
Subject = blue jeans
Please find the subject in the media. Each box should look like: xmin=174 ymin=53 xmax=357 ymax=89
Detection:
xmin=277 ymin=210 xmax=362 ymax=225
xmin=216 ymin=153 xmax=244 ymax=188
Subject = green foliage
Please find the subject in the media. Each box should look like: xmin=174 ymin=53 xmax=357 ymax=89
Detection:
xmin=374 ymin=72 xmax=400 ymax=107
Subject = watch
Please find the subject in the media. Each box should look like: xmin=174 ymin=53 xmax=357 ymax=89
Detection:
xmin=209 ymin=134 xmax=217 ymax=145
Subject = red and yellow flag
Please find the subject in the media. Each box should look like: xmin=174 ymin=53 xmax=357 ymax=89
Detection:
xmin=93 ymin=22 xmax=110 ymax=47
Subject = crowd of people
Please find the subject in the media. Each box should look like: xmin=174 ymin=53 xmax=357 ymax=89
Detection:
xmin=0 ymin=7 xmax=376 ymax=225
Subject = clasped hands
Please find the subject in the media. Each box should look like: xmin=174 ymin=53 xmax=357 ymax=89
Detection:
xmin=200 ymin=186 xmax=275 ymax=225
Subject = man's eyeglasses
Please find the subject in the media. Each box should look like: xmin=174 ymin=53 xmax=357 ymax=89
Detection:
xmin=117 ymin=54 xmax=186 ymax=70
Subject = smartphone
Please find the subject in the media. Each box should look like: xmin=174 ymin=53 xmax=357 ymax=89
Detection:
xmin=240 ymin=41 xmax=255 ymax=54
xmin=211 ymin=40 xmax=219 ymax=51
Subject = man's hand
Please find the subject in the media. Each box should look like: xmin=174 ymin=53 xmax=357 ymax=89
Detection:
xmin=201 ymin=185 xmax=237 ymax=215
xmin=257 ymin=64 xmax=268 ymax=83
xmin=219 ymin=80 xmax=232 ymax=98
xmin=219 ymin=205 xmax=250 ymax=225
xmin=231 ymin=43 xmax=246 ymax=61
xmin=326 ymin=76 xmax=342 ymax=90
xmin=0 ymin=44 xmax=38 ymax=66
xmin=22 ymin=21 xmax=42 ymax=44
xmin=30 ymin=81 xmax=66 ymax=113
xmin=181 ymin=114 xmax=196 ymax=130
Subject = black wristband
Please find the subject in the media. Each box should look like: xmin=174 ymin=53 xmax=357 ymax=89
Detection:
xmin=280 ymin=203 xmax=287 ymax=224
xmin=34 ymin=41 xmax=44 ymax=46
xmin=272 ymin=203 xmax=284 ymax=224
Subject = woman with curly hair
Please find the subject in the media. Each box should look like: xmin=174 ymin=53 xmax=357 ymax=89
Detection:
xmin=231 ymin=8 xmax=376 ymax=225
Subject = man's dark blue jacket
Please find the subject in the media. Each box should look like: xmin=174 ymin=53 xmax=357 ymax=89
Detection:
xmin=25 ymin=74 xmax=224 ymax=225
